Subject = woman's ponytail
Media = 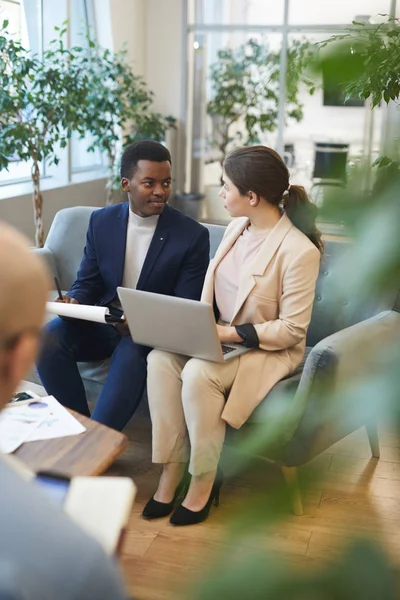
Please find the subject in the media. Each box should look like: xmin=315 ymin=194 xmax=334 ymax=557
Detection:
xmin=283 ymin=185 xmax=324 ymax=253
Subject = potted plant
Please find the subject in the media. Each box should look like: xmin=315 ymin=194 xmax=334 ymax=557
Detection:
xmin=207 ymin=38 xmax=314 ymax=179
xmin=204 ymin=37 xmax=314 ymax=220
xmin=0 ymin=21 xmax=92 ymax=247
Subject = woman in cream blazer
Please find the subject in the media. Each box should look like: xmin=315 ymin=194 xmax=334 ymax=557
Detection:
xmin=143 ymin=146 xmax=324 ymax=526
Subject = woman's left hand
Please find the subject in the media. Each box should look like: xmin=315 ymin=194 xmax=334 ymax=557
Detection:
xmin=216 ymin=324 xmax=242 ymax=343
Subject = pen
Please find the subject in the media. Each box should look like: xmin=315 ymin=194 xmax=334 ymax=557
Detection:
xmin=54 ymin=276 xmax=63 ymax=301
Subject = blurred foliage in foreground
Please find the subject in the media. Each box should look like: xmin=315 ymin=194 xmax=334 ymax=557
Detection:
xmin=182 ymin=20 xmax=400 ymax=599
xmin=194 ymin=540 xmax=398 ymax=600
xmin=319 ymin=16 xmax=400 ymax=109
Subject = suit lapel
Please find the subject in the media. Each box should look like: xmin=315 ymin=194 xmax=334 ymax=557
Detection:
xmin=136 ymin=205 xmax=170 ymax=290
xmin=230 ymin=214 xmax=293 ymax=323
xmin=114 ymin=202 xmax=129 ymax=287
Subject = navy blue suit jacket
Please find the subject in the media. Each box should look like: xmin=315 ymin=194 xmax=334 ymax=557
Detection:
xmin=68 ymin=202 xmax=210 ymax=306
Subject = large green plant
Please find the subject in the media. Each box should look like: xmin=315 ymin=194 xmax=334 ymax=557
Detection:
xmin=79 ymin=40 xmax=176 ymax=204
xmin=320 ymin=16 xmax=400 ymax=174
xmin=207 ymin=38 xmax=314 ymax=180
xmin=0 ymin=21 xmax=90 ymax=247
xmin=321 ymin=17 xmax=400 ymax=108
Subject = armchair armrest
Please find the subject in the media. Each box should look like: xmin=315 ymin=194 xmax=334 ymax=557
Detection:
xmin=298 ymin=310 xmax=397 ymax=399
xmin=31 ymin=247 xmax=57 ymax=278
xmin=282 ymin=310 xmax=399 ymax=465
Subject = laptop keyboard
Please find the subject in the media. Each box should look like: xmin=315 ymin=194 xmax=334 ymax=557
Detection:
xmin=221 ymin=344 xmax=237 ymax=355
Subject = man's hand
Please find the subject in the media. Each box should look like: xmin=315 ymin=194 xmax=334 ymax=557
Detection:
xmin=55 ymin=296 xmax=79 ymax=304
xmin=216 ymin=324 xmax=242 ymax=343
xmin=113 ymin=317 xmax=130 ymax=336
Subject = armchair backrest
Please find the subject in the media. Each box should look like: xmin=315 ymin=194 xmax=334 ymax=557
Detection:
xmin=205 ymin=223 xmax=225 ymax=258
xmin=44 ymin=207 xmax=392 ymax=346
xmin=44 ymin=206 xmax=100 ymax=290
xmin=307 ymin=240 xmax=395 ymax=345
xmin=44 ymin=206 xmax=227 ymax=291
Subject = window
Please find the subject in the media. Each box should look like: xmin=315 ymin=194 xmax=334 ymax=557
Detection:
xmin=187 ymin=0 xmax=393 ymax=222
xmin=188 ymin=0 xmax=284 ymax=26
xmin=288 ymin=0 xmax=392 ymax=26
xmin=69 ymin=0 xmax=104 ymax=174
xmin=1 ymin=0 xmax=22 ymax=40
xmin=0 ymin=0 xmax=103 ymax=189
xmin=0 ymin=0 xmax=42 ymax=186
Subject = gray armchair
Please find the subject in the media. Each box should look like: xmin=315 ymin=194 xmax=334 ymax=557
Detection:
xmin=30 ymin=206 xmax=400 ymax=514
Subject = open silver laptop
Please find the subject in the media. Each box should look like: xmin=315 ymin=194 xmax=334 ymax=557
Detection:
xmin=117 ymin=288 xmax=250 ymax=363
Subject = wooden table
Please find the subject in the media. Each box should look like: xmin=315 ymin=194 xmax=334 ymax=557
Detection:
xmin=14 ymin=409 xmax=128 ymax=477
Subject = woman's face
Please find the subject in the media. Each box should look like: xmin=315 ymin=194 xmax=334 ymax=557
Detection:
xmin=219 ymin=173 xmax=249 ymax=218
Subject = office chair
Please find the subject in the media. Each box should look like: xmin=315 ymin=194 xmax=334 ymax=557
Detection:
xmin=310 ymin=142 xmax=349 ymax=206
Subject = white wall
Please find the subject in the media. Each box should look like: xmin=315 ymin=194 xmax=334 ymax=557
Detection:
xmin=144 ymin=0 xmax=184 ymax=118
xmin=107 ymin=0 xmax=186 ymax=190
xmin=94 ymin=0 xmax=184 ymax=187
xmin=107 ymin=0 xmax=147 ymax=75
xmin=145 ymin=0 xmax=186 ymax=190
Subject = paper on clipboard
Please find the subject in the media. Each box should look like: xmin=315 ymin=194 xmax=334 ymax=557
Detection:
xmin=46 ymin=302 xmax=123 ymax=324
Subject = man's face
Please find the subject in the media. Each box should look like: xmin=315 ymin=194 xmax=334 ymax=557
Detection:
xmin=121 ymin=160 xmax=172 ymax=218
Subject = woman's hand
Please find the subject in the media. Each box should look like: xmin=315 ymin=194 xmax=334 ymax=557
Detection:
xmin=216 ymin=324 xmax=242 ymax=344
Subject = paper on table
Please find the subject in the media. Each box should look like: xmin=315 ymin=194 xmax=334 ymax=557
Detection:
xmin=0 ymin=404 xmax=46 ymax=454
xmin=46 ymin=301 xmax=110 ymax=323
xmin=25 ymin=395 xmax=86 ymax=442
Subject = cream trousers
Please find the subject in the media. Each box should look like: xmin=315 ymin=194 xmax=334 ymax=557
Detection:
xmin=147 ymin=349 xmax=240 ymax=476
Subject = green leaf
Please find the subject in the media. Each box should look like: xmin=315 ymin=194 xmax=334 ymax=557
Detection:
xmin=2 ymin=19 xmax=9 ymax=30
xmin=372 ymin=155 xmax=396 ymax=169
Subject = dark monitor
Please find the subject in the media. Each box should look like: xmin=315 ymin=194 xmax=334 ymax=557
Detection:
xmin=313 ymin=143 xmax=348 ymax=182
xmin=322 ymin=64 xmax=365 ymax=107
xmin=323 ymin=86 xmax=364 ymax=107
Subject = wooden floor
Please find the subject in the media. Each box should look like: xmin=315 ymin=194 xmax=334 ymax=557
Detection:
xmin=108 ymin=418 xmax=400 ymax=600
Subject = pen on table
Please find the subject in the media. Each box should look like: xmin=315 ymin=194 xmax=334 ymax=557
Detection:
xmin=54 ymin=276 xmax=63 ymax=301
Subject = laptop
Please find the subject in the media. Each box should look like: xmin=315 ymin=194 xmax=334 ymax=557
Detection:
xmin=117 ymin=287 xmax=250 ymax=363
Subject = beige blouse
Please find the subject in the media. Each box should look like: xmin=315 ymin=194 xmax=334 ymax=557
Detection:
xmin=214 ymin=226 xmax=269 ymax=323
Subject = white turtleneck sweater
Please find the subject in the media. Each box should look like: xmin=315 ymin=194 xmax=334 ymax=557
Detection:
xmin=122 ymin=209 xmax=160 ymax=290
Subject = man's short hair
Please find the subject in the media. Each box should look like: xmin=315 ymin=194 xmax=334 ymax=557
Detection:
xmin=120 ymin=140 xmax=172 ymax=180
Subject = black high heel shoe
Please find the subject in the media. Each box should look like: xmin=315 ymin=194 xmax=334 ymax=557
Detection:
xmin=169 ymin=468 xmax=223 ymax=526
xmin=142 ymin=471 xmax=190 ymax=520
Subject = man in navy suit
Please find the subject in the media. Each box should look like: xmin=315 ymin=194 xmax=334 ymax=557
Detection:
xmin=37 ymin=141 xmax=210 ymax=431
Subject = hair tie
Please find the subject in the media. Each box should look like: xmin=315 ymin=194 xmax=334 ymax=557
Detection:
xmin=282 ymin=184 xmax=291 ymax=199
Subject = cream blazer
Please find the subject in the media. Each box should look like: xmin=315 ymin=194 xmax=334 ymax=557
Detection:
xmin=201 ymin=213 xmax=321 ymax=429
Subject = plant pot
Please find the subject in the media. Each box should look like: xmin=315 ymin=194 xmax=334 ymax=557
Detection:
xmin=172 ymin=193 xmax=205 ymax=221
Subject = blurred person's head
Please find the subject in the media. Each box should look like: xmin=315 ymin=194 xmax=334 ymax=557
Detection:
xmin=221 ymin=145 xmax=323 ymax=252
xmin=120 ymin=140 xmax=172 ymax=218
xmin=0 ymin=224 xmax=49 ymax=409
